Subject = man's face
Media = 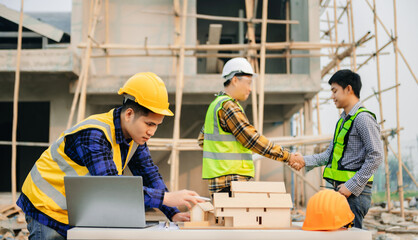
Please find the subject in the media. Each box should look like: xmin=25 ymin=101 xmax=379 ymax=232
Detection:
xmin=123 ymin=109 xmax=164 ymax=145
xmin=330 ymin=83 xmax=350 ymax=109
xmin=234 ymin=75 xmax=253 ymax=101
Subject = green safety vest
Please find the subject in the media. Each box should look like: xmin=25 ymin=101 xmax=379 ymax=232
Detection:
xmin=323 ymin=107 xmax=376 ymax=183
xmin=202 ymin=95 xmax=254 ymax=179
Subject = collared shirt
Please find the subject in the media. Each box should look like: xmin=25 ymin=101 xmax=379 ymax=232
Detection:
xmin=17 ymin=107 xmax=178 ymax=237
xmin=304 ymin=101 xmax=383 ymax=196
xmin=198 ymin=91 xmax=290 ymax=163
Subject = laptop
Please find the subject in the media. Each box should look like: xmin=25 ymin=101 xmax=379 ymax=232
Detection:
xmin=64 ymin=176 xmax=151 ymax=228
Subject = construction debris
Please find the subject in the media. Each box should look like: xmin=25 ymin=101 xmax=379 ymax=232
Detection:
xmin=0 ymin=203 xmax=27 ymax=240
xmin=364 ymin=204 xmax=418 ymax=240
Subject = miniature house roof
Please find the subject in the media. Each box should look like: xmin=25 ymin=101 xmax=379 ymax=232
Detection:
xmin=0 ymin=3 xmax=64 ymax=42
xmin=213 ymin=192 xmax=293 ymax=209
xmin=230 ymin=181 xmax=286 ymax=193
xmin=195 ymin=202 xmax=214 ymax=212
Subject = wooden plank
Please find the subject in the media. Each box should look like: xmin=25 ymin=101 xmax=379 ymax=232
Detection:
xmin=372 ymin=0 xmax=391 ymax=212
xmin=285 ymin=0 xmax=290 ymax=74
xmin=0 ymin=3 xmax=64 ymax=42
xmin=231 ymin=181 xmax=286 ymax=193
xmin=77 ymin=0 xmax=102 ymax=123
xmin=392 ymin=0 xmax=404 ymax=218
xmin=206 ymin=24 xmax=222 ymax=73
xmin=321 ymin=32 xmax=372 ymax=77
xmin=105 ymin=0 xmax=110 ymax=74
xmin=333 ymin=0 xmax=340 ymax=70
xmin=245 ymin=0 xmax=259 ymax=136
xmin=349 ymin=0 xmax=356 ymax=71
xmin=191 ymin=13 xmax=299 ymax=25
xmin=90 ymin=52 xmax=343 ymax=59
xmin=10 ymin=0 xmax=25 ymax=205
xmin=79 ymin=42 xmax=351 ymax=51
xmin=169 ymin=0 xmax=188 ymax=191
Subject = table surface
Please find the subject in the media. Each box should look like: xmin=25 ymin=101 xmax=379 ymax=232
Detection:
xmin=68 ymin=222 xmax=372 ymax=240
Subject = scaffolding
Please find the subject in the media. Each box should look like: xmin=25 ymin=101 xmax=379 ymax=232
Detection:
xmin=2 ymin=0 xmax=418 ymax=220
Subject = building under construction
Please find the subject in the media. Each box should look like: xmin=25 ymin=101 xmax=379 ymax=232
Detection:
xmin=0 ymin=0 xmax=417 ymax=236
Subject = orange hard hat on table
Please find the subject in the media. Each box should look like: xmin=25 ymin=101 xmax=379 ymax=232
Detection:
xmin=118 ymin=72 xmax=174 ymax=116
xmin=302 ymin=189 xmax=354 ymax=231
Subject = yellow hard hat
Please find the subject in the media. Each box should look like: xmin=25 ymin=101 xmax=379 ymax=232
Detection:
xmin=302 ymin=189 xmax=354 ymax=231
xmin=118 ymin=72 xmax=174 ymax=116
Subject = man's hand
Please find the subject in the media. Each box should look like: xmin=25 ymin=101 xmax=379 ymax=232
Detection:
xmin=163 ymin=190 xmax=204 ymax=209
xmin=337 ymin=184 xmax=352 ymax=198
xmin=288 ymin=152 xmax=305 ymax=171
xmin=171 ymin=212 xmax=190 ymax=222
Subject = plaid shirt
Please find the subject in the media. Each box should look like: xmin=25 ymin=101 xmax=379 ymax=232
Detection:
xmin=198 ymin=91 xmax=290 ymax=161
xmin=208 ymin=175 xmax=253 ymax=195
xmin=198 ymin=92 xmax=290 ymax=192
xmin=304 ymin=101 xmax=383 ymax=196
xmin=17 ymin=107 xmax=178 ymax=237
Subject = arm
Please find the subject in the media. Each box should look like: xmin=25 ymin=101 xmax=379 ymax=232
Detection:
xmin=197 ymin=125 xmax=204 ymax=148
xmin=65 ymin=130 xmax=177 ymax=216
xmin=303 ymin=141 xmax=334 ymax=172
xmin=219 ymin=100 xmax=290 ymax=162
xmin=64 ymin=129 xmax=119 ymax=175
xmin=128 ymin=145 xmax=180 ymax=220
xmin=344 ymin=114 xmax=383 ymax=196
xmin=65 ymin=131 xmax=199 ymax=221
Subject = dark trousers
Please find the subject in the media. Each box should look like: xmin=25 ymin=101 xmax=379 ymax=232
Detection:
xmin=347 ymin=185 xmax=372 ymax=229
xmin=332 ymin=182 xmax=372 ymax=229
xmin=25 ymin=215 xmax=66 ymax=240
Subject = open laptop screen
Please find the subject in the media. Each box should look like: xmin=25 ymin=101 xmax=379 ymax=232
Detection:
xmin=64 ymin=176 xmax=146 ymax=228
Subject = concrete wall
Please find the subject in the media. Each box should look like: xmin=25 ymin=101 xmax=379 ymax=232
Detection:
xmin=0 ymin=73 xmax=76 ymax=141
xmin=0 ymin=49 xmax=75 ymax=72
xmin=71 ymin=0 xmax=197 ymax=77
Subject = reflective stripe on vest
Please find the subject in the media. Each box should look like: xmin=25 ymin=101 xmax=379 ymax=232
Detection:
xmin=21 ymin=109 xmax=136 ymax=224
xmin=323 ymin=107 xmax=376 ymax=183
xmin=202 ymin=95 xmax=253 ymax=179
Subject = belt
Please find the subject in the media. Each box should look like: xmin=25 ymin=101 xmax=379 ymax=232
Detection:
xmin=331 ymin=180 xmax=373 ymax=190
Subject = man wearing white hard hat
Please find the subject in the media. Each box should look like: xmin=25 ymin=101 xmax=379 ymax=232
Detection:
xmin=198 ymin=57 xmax=302 ymax=195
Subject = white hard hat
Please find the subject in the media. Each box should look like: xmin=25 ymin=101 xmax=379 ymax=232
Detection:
xmin=222 ymin=57 xmax=255 ymax=81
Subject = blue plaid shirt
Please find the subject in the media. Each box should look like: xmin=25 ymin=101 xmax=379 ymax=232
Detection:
xmin=17 ymin=107 xmax=179 ymax=237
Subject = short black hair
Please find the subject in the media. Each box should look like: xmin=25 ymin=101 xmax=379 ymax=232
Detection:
xmin=328 ymin=69 xmax=362 ymax=98
xmin=121 ymin=99 xmax=151 ymax=117
xmin=223 ymin=73 xmax=253 ymax=87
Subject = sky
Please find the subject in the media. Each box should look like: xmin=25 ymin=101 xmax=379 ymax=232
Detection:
xmin=1 ymin=0 xmax=71 ymax=12
xmin=1 ymin=0 xmax=417 ymax=166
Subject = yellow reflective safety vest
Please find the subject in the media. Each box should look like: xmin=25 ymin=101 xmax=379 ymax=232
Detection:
xmin=202 ymin=95 xmax=253 ymax=179
xmin=323 ymin=107 xmax=376 ymax=183
xmin=21 ymin=109 xmax=136 ymax=224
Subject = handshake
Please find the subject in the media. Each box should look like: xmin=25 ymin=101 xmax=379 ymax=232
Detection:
xmin=287 ymin=152 xmax=305 ymax=171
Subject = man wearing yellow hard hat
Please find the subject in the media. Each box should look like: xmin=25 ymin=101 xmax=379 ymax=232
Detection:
xmin=17 ymin=72 xmax=204 ymax=239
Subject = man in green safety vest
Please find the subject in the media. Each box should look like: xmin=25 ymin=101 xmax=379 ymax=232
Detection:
xmin=197 ymin=57 xmax=303 ymax=195
xmin=291 ymin=69 xmax=383 ymax=229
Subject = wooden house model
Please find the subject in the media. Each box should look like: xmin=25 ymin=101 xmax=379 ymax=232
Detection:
xmin=186 ymin=181 xmax=293 ymax=229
